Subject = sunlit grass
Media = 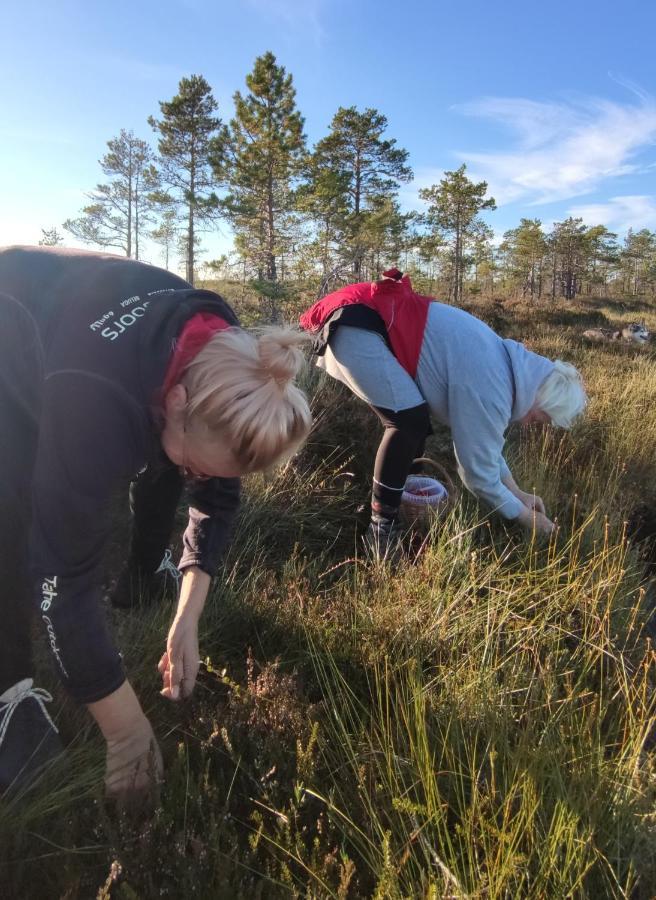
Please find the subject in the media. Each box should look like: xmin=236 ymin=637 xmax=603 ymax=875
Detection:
xmin=3 ymin=296 xmax=656 ymax=897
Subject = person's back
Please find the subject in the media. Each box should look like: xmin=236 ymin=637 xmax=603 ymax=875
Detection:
xmin=0 ymin=245 xmax=190 ymax=341
xmin=0 ymin=246 xmax=313 ymax=798
xmin=416 ymin=301 xmax=515 ymax=426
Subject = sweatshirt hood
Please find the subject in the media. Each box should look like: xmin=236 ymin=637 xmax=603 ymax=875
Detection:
xmin=503 ymin=339 xmax=555 ymax=422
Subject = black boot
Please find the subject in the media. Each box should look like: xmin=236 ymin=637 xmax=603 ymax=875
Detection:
xmin=110 ymin=549 xmax=181 ymax=610
xmin=0 ymin=678 xmax=63 ymax=794
xmin=364 ymin=517 xmax=405 ymax=565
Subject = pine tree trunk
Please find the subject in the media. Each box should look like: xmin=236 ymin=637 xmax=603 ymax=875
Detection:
xmin=127 ymin=166 xmax=132 ymax=259
xmin=353 ymin=151 xmax=362 ymax=278
xmin=454 ymin=228 xmax=461 ymax=304
xmin=134 ymin=184 xmax=140 ymax=261
xmin=187 ymin=149 xmax=196 ymax=285
xmin=187 ymin=201 xmax=194 ymax=285
xmin=266 ymin=173 xmax=277 ymax=282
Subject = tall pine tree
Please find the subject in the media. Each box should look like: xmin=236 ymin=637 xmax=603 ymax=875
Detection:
xmin=500 ymin=218 xmax=548 ymax=299
xmin=420 ymin=164 xmax=496 ymax=305
xmin=214 ymin=52 xmax=305 ymax=314
xmin=548 ymin=217 xmax=587 ymax=300
xmin=307 ymin=107 xmax=412 ymax=278
xmin=149 ymin=75 xmax=222 ymax=285
xmin=64 ymin=129 xmax=158 ymax=258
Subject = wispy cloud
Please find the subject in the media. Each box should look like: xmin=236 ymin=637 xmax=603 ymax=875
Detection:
xmin=452 ymin=91 xmax=656 ymax=206
xmin=243 ymin=0 xmax=326 ymax=43
xmin=569 ymin=195 xmax=656 ymax=232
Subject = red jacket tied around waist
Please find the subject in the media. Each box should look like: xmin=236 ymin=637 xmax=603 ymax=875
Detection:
xmin=299 ymin=274 xmax=432 ymax=378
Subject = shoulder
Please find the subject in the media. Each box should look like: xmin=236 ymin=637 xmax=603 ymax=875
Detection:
xmin=36 ymin=371 xmax=149 ymax=493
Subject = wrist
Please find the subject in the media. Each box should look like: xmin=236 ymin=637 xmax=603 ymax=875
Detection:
xmin=515 ymin=505 xmax=533 ymax=525
xmin=87 ymin=680 xmax=148 ymax=741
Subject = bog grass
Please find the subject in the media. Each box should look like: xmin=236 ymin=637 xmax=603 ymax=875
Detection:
xmin=3 ymin=296 xmax=656 ymax=898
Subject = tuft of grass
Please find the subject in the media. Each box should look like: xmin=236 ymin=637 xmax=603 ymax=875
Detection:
xmin=3 ymin=295 xmax=656 ymax=898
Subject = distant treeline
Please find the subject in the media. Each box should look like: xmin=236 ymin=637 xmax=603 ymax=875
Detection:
xmin=41 ymin=52 xmax=656 ymax=312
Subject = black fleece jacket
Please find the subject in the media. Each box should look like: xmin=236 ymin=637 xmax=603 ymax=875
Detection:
xmin=0 ymin=246 xmax=241 ymax=702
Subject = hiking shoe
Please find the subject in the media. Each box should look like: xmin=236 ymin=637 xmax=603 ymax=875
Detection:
xmin=363 ymin=518 xmax=405 ymax=566
xmin=110 ymin=549 xmax=181 ymax=610
xmin=0 ymin=678 xmax=63 ymax=794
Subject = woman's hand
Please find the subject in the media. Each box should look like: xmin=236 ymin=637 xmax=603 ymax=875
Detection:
xmin=87 ymin=680 xmax=163 ymax=802
xmin=105 ymin=716 xmax=163 ymax=802
xmin=501 ymin=470 xmax=547 ymax=517
xmin=516 ymin=505 xmax=556 ymax=536
xmin=158 ymin=615 xmax=200 ymax=701
xmin=158 ymin=566 xmax=211 ymax=701
xmin=513 ymin=488 xmax=546 ymax=515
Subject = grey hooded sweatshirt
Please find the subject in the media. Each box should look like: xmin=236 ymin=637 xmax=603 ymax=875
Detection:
xmin=321 ymin=300 xmax=555 ymax=519
xmin=416 ymin=302 xmax=554 ymax=518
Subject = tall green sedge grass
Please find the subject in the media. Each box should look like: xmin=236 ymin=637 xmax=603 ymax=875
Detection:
xmin=2 ymin=297 xmax=656 ymax=897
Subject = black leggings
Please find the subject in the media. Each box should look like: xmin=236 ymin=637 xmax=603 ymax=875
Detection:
xmin=369 ymin=402 xmax=431 ymax=521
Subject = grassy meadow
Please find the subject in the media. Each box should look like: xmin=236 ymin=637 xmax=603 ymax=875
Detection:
xmin=3 ymin=294 xmax=656 ymax=898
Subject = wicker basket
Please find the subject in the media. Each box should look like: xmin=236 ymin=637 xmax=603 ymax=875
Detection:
xmin=399 ymin=457 xmax=457 ymax=531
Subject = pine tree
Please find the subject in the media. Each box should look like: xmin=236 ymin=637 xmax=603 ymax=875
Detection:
xmin=500 ymin=219 xmax=548 ymax=299
xmin=150 ymin=208 xmax=178 ymax=270
xmin=308 ymin=107 xmax=412 ymax=278
xmin=214 ymin=52 xmax=306 ymax=316
xmin=467 ymin=220 xmax=496 ymax=296
xmin=38 ymin=227 xmax=64 ymax=246
xmin=63 ymin=130 xmax=158 ymax=258
xmin=295 ymin=151 xmax=351 ymax=288
xmin=620 ymin=229 xmax=656 ymax=296
xmin=419 ymin=164 xmax=496 ymax=305
xmin=548 ymin=218 xmax=587 ymax=300
xmin=149 ymin=75 xmax=223 ymax=285
xmin=583 ymin=225 xmax=618 ymax=296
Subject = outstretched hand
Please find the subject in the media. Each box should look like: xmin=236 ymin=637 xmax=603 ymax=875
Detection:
xmin=105 ymin=717 xmax=163 ymax=804
xmin=516 ymin=505 xmax=556 ymax=537
xmin=514 ymin=488 xmax=546 ymax=516
xmin=87 ymin=680 xmax=163 ymax=804
xmin=158 ymin=615 xmax=200 ymax=701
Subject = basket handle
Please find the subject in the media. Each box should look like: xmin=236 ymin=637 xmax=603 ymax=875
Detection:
xmin=412 ymin=457 xmax=457 ymax=496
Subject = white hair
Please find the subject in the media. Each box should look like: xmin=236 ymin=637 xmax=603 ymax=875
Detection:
xmin=534 ymin=360 xmax=587 ymax=428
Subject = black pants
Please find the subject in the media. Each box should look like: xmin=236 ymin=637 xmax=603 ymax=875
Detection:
xmin=0 ymin=295 xmax=44 ymax=694
xmin=369 ymin=403 xmax=431 ymax=520
xmin=0 ymin=294 xmax=183 ymax=695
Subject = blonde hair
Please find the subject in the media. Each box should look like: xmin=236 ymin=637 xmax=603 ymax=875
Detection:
xmin=181 ymin=326 xmax=312 ymax=471
xmin=535 ymin=360 xmax=587 ymax=428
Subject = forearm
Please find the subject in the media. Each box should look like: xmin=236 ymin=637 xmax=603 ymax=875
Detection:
xmin=175 ymin=566 xmax=211 ymax=621
xmin=456 ymin=457 xmax=523 ymax=519
xmin=159 ymin=566 xmax=211 ymax=701
xmin=88 ymin=679 xmax=163 ymax=799
xmin=87 ymin=679 xmax=146 ymax=739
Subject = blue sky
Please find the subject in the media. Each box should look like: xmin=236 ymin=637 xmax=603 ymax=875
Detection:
xmin=1 ymin=0 xmax=655 ymax=267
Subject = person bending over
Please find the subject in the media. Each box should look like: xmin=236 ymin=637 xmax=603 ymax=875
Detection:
xmin=0 ymin=246 xmax=311 ymax=799
xmin=300 ymin=267 xmax=586 ymax=559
